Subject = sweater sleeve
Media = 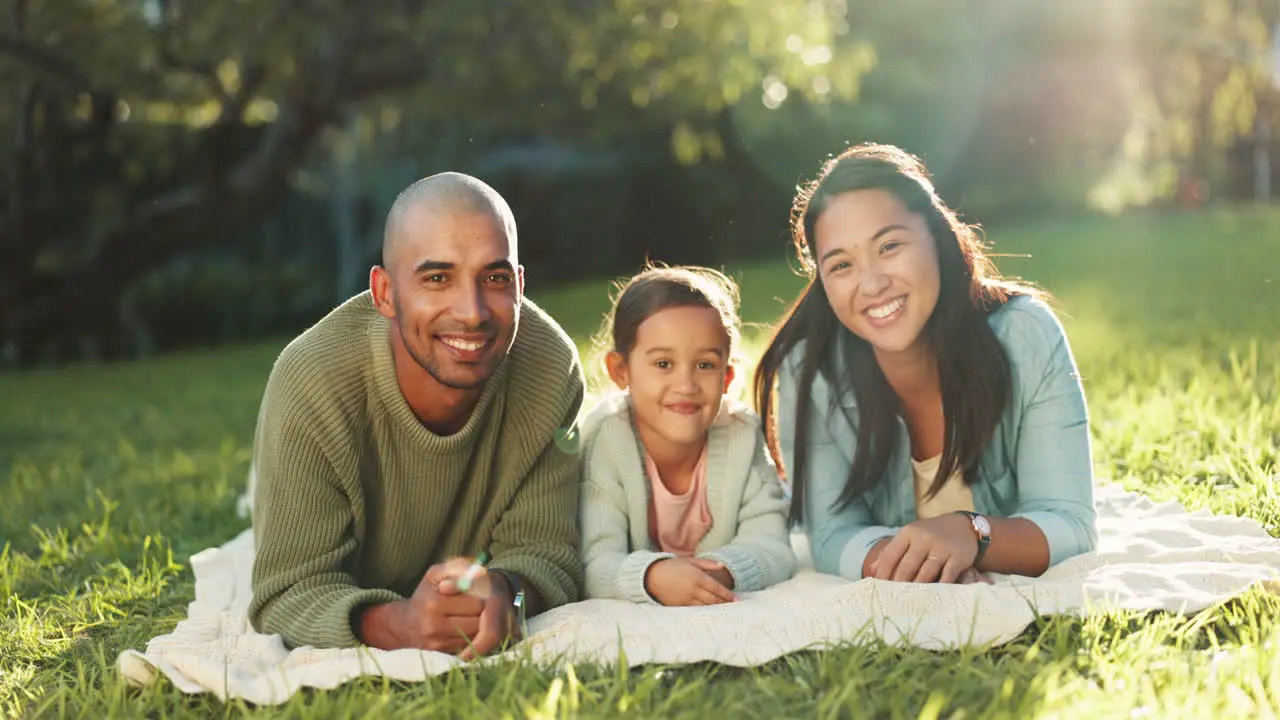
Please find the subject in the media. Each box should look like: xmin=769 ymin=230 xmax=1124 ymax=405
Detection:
xmin=700 ymin=429 xmax=797 ymax=593
xmin=247 ymin=354 xmax=401 ymax=649
xmin=485 ymin=372 xmax=587 ymax=613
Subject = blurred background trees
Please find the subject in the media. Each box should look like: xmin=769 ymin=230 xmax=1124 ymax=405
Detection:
xmin=2 ymin=0 xmax=1277 ymax=367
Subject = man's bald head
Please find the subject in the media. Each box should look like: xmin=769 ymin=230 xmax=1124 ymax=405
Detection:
xmin=382 ymin=172 xmax=517 ymax=270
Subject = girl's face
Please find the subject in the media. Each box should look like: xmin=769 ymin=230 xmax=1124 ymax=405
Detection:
xmin=606 ymin=305 xmax=735 ymax=454
xmin=812 ymin=188 xmax=942 ymax=363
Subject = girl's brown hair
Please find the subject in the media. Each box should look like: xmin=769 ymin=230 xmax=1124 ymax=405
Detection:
xmin=599 ymin=263 xmax=742 ymax=359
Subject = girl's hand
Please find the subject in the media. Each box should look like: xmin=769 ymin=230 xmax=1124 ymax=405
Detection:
xmin=689 ymin=557 xmax=735 ymax=591
xmin=645 ymin=558 xmax=737 ymax=606
xmin=868 ymin=513 xmax=978 ymax=583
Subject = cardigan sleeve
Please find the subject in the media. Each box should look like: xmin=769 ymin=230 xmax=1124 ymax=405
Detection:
xmin=578 ymin=409 xmax=674 ymax=603
xmin=698 ymin=430 xmax=796 ymax=592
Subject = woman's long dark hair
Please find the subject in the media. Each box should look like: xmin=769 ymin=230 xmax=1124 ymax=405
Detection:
xmin=753 ymin=143 xmax=1042 ymax=523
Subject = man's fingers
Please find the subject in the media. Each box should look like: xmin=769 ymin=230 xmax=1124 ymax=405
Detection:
xmin=424 ymin=557 xmax=482 ymax=589
xmin=873 ymin=534 xmax=910 ymax=580
xmin=443 ymin=615 xmax=481 ymax=639
xmin=891 ymin=544 xmax=930 ymax=583
xmin=432 ymin=592 xmax=486 ymax=617
xmin=458 ymin=616 xmax=500 ymax=661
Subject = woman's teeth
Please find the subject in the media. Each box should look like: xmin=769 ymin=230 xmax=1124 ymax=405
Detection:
xmin=867 ymin=297 xmax=904 ymax=320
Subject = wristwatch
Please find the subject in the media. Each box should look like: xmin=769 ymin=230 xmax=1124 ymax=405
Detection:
xmin=488 ymin=569 xmax=529 ymax=640
xmin=954 ymin=510 xmax=992 ymax=564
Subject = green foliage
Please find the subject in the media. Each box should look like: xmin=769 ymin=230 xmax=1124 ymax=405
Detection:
xmin=2 ymin=207 xmax=1279 ymax=717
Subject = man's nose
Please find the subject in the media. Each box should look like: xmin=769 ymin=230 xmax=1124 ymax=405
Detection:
xmin=452 ymin=283 xmax=490 ymax=326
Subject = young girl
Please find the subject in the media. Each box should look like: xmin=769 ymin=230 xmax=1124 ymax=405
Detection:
xmin=754 ymin=143 xmax=1097 ymax=585
xmin=579 ymin=265 xmax=795 ymax=606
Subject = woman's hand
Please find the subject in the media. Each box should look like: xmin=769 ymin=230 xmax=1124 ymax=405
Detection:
xmin=868 ymin=513 xmax=978 ymax=583
xmin=644 ymin=558 xmax=737 ymax=606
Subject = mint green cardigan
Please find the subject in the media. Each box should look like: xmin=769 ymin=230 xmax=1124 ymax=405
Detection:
xmin=578 ymin=392 xmax=796 ymax=602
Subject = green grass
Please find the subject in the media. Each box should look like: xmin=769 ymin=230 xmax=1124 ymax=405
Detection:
xmin=3 ymin=205 xmax=1279 ymax=718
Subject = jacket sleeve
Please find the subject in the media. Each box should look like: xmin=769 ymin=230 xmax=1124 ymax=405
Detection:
xmin=1002 ymin=299 xmax=1098 ymax=566
xmin=778 ymin=352 xmax=900 ymax=580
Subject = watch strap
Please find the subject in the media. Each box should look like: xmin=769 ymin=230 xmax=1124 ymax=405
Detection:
xmin=487 ymin=569 xmax=529 ymax=640
xmin=954 ymin=510 xmax=991 ymax=563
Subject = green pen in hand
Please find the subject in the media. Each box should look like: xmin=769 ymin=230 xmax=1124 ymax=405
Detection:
xmin=455 ymin=551 xmax=490 ymax=593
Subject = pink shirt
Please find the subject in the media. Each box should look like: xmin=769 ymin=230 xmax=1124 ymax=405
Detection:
xmin=645 ymin=446 xmax=713 ymax=556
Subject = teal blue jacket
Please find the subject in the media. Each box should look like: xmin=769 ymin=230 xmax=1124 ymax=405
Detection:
xmin=778 ymin=294 xmax=1098 ymax=579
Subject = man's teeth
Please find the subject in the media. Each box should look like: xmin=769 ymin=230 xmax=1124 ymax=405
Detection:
xmin=867 ymin=297 xmax=904 ymax=320
xmin=442 ymin=337 xmax=485 ymax=351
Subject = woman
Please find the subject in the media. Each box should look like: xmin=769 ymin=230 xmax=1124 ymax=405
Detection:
xmin=753 ymin=143 xmax=1096 ymax=584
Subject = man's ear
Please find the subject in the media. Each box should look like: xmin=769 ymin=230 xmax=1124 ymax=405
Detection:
xmin=370 ymin=266 xmax=395 ymax=319
xmin=516 ymin=264 xmax=526 ymax=297
xmin=723 ymin=364 xmax=736 ymax=394
xmin=604 ymin=351 xmax=628 ymax=391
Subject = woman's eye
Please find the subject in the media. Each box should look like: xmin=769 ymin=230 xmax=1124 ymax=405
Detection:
xmin=881 ymin=240 xmax=901 ymax=253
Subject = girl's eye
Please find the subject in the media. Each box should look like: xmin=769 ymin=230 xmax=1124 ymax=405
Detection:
xmin=697 ymin=361 xmax=717 ymax=370
xmin=654 ymin=360 xmax=671 ymax=369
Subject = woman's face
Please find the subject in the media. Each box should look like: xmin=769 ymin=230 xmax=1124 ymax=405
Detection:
xmin=812 ymin=188 xmax=941 ymax=362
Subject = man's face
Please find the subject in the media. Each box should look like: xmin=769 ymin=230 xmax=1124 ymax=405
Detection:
xmin=376 ymin=204 xmax=523 ymax=390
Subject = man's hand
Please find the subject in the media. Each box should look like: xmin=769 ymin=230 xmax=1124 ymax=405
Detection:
xmin=644 ymin=557 xmax=737 ymax=606
xmin=436 ymin=565 xmax=522 ymax=661
xmin=867 ymin=513 xmax=978 ymax=583
xmin=355 ymin=561 xmax=485 ymax=653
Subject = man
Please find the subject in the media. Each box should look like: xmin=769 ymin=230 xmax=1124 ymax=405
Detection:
xmin=247 ymin=172 xmax=585 ymax=656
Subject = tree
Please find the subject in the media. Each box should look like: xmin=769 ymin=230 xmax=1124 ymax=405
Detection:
xmin=0 ymin=0 xmax=870 ymax=363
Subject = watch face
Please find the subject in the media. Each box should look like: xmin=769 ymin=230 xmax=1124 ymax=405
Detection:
xmin=973 ymin=515 xmax=992 ymax=537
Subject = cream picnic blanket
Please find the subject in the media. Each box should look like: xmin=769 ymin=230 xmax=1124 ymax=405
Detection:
xmin=117 ymin=483 xmax=1280 ymax=706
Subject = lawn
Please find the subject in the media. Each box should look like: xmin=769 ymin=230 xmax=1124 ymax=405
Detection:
xmin=2 ymin=206 xmax=1279 ymax=718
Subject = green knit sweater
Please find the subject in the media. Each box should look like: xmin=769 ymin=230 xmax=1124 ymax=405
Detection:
xmin=247 ymin=290 xmax=585 ymax=649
